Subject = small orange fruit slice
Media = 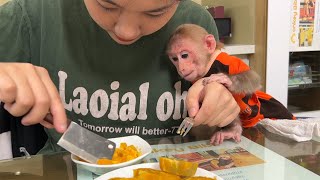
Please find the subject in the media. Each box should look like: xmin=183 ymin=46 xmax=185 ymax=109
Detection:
xmin=159 ymin=157 xmax=198 ymax=177
xmin=96 ymin=143 xmax=141 ymax=165
xmin=134 ymin=168 xmax=181 ymax=180
xmin=185 ymin=177 xmax=217 ymax=180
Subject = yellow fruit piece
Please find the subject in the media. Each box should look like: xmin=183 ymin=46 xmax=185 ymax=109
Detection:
xmin=109 ymin=178 xmax=138 ymax=180
xmin=96 ymin=158 xmax=113 ymax=165
xmin=96 ymin=143 xmax=141 ymax=165
xmin=134 ymin=168 xmax=181 ymax=180
xmin=159 ymin=157 xmax=198 ymax=177
xmin=185 ymin=177 xmax=217 ymax=180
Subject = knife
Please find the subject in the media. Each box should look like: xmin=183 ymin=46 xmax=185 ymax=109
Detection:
xmin=57 ymin=121 xmax=116 ymax=164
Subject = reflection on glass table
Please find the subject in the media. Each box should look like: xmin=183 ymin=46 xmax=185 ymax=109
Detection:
xmin=0 ymin=125 xmax=319 ymax=180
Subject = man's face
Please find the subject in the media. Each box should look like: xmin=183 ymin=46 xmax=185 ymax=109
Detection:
xmin=84 ymin=0 xmax=179 ymax=45
xmin=167 ymin=38 xmax=210 ymax=82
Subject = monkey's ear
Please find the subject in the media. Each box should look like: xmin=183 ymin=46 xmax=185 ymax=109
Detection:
xmin=204 ymin=34 xmax=216 ymax=53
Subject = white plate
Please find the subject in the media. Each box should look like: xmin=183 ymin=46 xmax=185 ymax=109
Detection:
xmin=95 ymin=163 xmax=224 ymax=180
xmin=71 ymin=135 xmax=152 ymax=175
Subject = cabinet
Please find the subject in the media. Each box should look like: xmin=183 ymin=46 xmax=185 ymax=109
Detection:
xmin=267 ymin=0 xmax=320 ymax=117
xmin=288 ymin=51 xmax=320 ymax=115
xmin=193 ymin=0 xmax=266 ymax=83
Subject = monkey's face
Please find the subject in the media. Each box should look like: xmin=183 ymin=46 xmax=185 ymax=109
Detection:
xmin=167 ymin=38 xmax=210 ymax=82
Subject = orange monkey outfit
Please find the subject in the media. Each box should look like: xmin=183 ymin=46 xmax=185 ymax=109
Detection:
xmin=205 ymin=52 xmax=296 ymax=127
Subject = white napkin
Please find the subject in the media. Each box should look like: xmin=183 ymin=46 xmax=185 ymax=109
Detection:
xmin=0 ymin=131 xmax=13 ymax=160
xmin=259 ymin=118 xmax=320 ymax=142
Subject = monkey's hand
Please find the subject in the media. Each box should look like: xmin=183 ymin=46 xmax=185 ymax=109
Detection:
xmin=210 ymin=118 xmax=242 ymax=145
xmin=229 ymin=70 xmax=262 ymax=94
xmin=202 ymin=73 xmax=232 ymax=88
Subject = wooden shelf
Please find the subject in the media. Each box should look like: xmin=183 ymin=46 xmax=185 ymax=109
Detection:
xmin=222 ymin=44 xmax=255 ymax=55
xmin=293 ymin=110 xmax=320 ymax=117
xmin=290 ymin=47 xmax=320 ymax=52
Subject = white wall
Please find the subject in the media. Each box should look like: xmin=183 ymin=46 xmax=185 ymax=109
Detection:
xmin=266 ymin=0 xmax=291 ymax=106
xmin=0 ymin=0 xmax=9 ymax=6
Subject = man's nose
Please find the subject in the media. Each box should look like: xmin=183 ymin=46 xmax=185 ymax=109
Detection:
xmin=114 ymin=12 xmax=141 ymax=40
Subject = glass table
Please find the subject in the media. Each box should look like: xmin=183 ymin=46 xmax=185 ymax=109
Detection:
xmin=0 ymin=125 xmax=319 ymax=180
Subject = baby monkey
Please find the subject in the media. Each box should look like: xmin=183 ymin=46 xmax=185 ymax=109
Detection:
xmin=166 ymin=24 xmax=295 ymax=145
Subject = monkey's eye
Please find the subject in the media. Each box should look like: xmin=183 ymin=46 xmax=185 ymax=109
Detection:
xmin=171 ymin=57 xmax=178 ymax=62
xmin=180 ymin=51 xmax=189 ymax=59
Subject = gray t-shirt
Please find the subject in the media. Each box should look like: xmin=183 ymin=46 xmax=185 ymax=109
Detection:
xmin=0 ymin=0 xmax=219 ymax=153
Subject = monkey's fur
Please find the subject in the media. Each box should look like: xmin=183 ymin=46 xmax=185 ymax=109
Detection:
xmin=167 ymin=24 xmax=263 ymax=145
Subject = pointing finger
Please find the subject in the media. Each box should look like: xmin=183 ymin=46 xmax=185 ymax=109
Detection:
xmin=186 ymin=79 xmax=204 ymax=119
xmin=36 ymin=67 xmax=67 ymax=133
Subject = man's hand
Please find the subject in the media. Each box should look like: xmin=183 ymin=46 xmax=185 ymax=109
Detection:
xmin=186 ymin=79 xmax=240 ymax=127
xmin=0 ymin=63 xmax=67 ymax=133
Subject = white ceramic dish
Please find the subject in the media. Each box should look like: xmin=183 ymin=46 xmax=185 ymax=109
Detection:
xmin=71 ymin=135 xmax=152 ymax=175
xmin=95 ymin=163 xmax=224 ymax=180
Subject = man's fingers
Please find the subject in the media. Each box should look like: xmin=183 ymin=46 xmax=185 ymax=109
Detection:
xmin=20 ymin=66 xmax=51 ymax=125
xmin=0 ymin=63 xmax=67 ymax=132
xmin=36 ymin=67 xmax=67 ymax=133
xmin=0 ymin=71 xmax=17 ymax=104
xmin=217 ymin=111 xmax=239 ymax=127
xmin=204 ymin=92 xmax=238 ymax=127
xmin=41 ymin=113 xmax=72 ymax=129
xmin=192 ymin=82 xmax=226 ymax=126
xmin=40 ymin=119 xmax=55 ymax=129
xmin=215 ymin=99 xmax=240 ymax=127
xmin=186 ymin=79 xmax=204 ymax=119
xmin=200 ymin=89 xmax=229 ymax=125
xmin=187 ymin=79 xmax=240 ymax=128
xmin=3 ymin=67 xmax=35 ymax=117
xmin=209 ymin=105 xmax=239 ymax=127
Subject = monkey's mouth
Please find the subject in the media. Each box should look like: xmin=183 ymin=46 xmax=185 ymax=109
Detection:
xmin=183 ymin=71 xmax=194 ymax=80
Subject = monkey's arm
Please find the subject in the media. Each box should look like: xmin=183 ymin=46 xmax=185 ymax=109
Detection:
xmin=203 ymin=70 xmax=261 ymax=94
xmin=210 ymin=117 xmax=243 ymax=145
xmin=228 ymin=70 xmax=261 ymax=94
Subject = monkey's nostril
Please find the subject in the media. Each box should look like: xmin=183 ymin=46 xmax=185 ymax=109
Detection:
xmin=179 ymin=68 xmax=185 ymax=73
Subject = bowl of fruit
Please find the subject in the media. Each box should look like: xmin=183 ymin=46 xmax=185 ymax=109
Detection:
xmin=71 ymin=135 xmax=152 ymax=175
xmin=95 ymin=157 xmax=223 ymax=180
